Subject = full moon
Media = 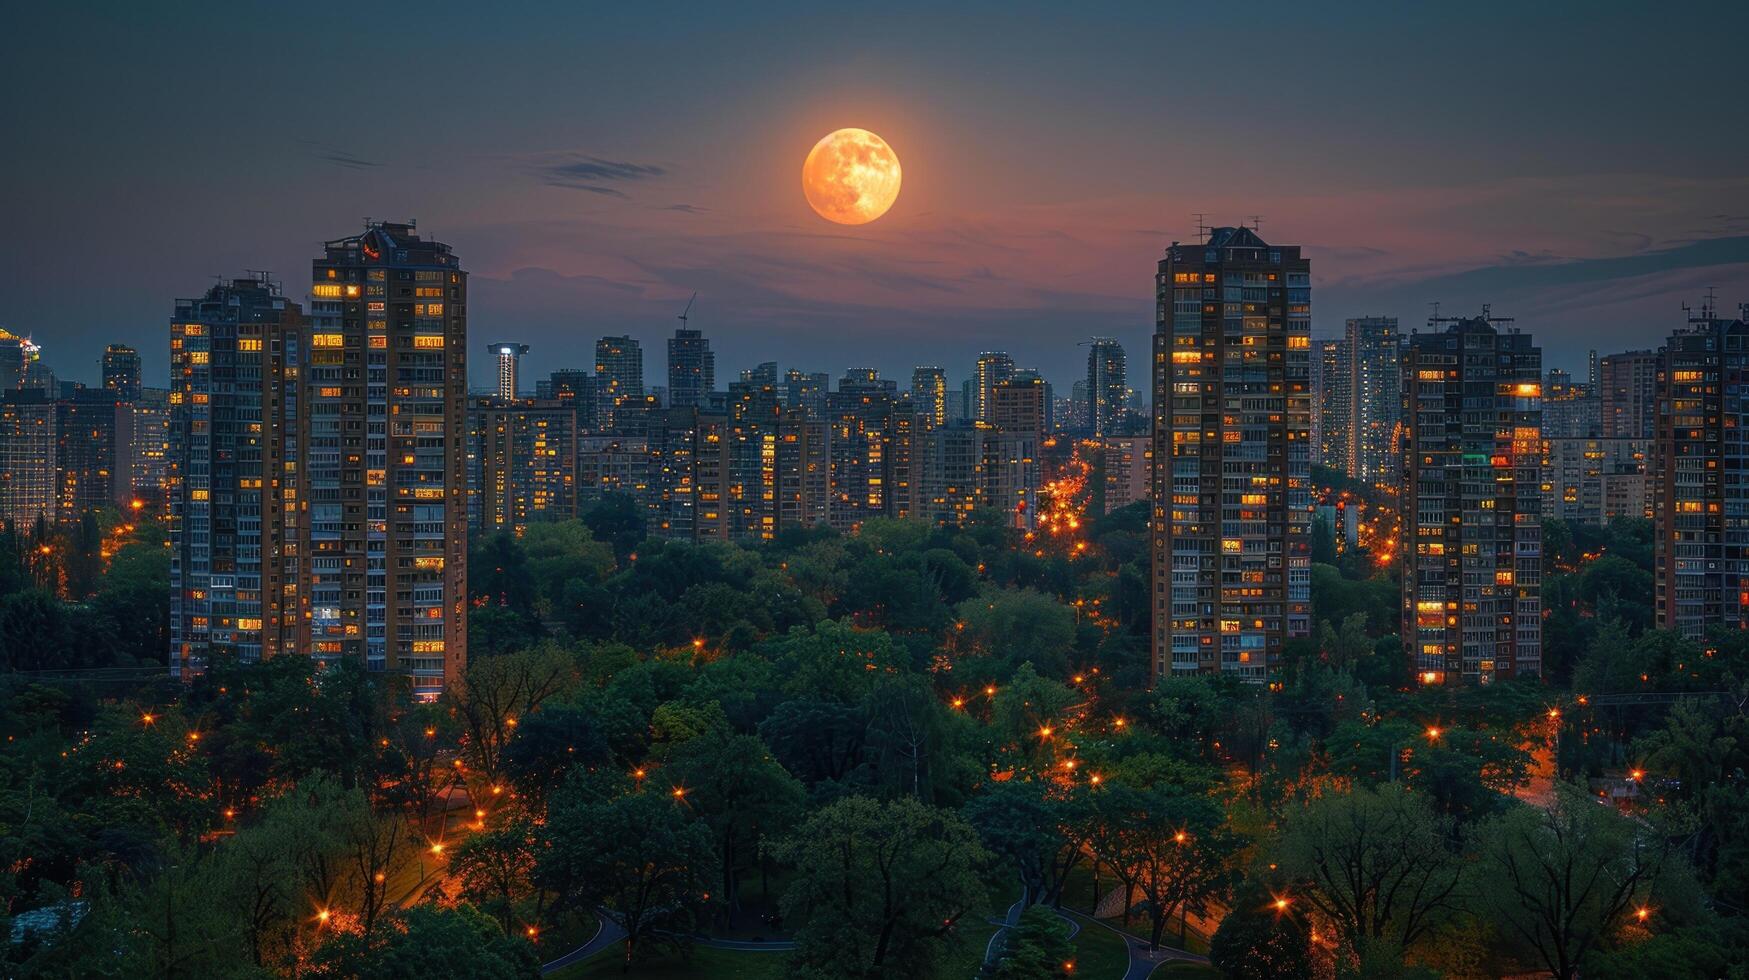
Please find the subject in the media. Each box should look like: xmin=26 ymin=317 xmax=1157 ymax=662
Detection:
xmin=802 ymin=128 xmax=902 ymax=225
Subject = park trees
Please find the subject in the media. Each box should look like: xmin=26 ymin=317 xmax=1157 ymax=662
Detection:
xmin=772 ymin=795 xmax=989 ymax=978
xmin=1274 ymin=783 xmax=1464 ymax=967
xmin=536 ymin=776 xmax=717 ymax=965
xmin=1471 ymin=785 xmax=1695 ymax=980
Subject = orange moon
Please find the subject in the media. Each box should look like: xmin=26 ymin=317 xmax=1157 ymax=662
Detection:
xmin=802 ymin=128 xmax=902 ymax=225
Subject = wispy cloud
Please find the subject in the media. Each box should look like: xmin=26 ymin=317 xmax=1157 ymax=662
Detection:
xmin=301 ymin=140 xmax=381 ymax=169
xmin=659 ymin=203 xmax=710 ymax=214
xmin=532 ymin=154 xmax=668 ymax=195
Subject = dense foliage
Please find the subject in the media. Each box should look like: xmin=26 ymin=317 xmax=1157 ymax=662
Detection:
xmin=3 ymin=490 xmax=1747 ymax=977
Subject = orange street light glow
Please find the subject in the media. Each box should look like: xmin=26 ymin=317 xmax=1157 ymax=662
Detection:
xmin=1636 ymin=907 xmax=1650 ymax=921
xmin=1274 ymin=897 xmax=1290 ymax=911
xmin=1425 ymin=726 xmax=1441 ymax=739
xmin=1038 ymin=725 xmax=1053 ymax=737
xmin=317 ymin=909 xmax=331 ymax=923
xmin=430 ymin=842 xmax=445 ymax=855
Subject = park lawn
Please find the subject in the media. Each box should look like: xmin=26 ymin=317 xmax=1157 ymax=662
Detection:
xmin=1064 ymin=913 xmax=1129 ymax=979
xmin=548 ymin=943 xmax=786 ymax=980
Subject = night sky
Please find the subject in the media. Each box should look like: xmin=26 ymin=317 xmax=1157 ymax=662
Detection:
xmin=5 ymin=1 xmax=1748 ymax=393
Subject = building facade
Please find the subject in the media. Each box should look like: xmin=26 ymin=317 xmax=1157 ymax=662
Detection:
xmin=103 ymin=344 xmax=142 ymax=402
xmin=1086 ymin=338 xmax=1127 ymax=437
xmin=1400 ymin=313 xmax=1542 ymax=684
xmin=467 ymin=396 xmax=577 ymax=534
xmin=1344 ymin=317 xmax=1402 ymax=486
xmin=490 ymin=343 xmax=528 ymax=400
xmin=306 ymin=222 xmax=468 ymax=699
xmin=168 ymin=276 xmax=304 ymax=677
xmin=0 ymin=390 xmax=57 ymax=528
xmin=1652 ymin=310 xmax=1749 ymax=638
xmin=1601 ymin=349 xmax=1659 ymax=440
xmin=1151 ymin=226 xmax=1312 ymax=682
xmin=594 ymin=336 xmax=644 ymax=431
xmin=667 ymin=329 xmax=715 ymax=409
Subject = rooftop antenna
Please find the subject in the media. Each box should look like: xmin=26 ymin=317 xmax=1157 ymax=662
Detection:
xmin=677 ymin=292 xmax=698 ymax=330
xmin=362 ymin=216 xmax=373 ymax=231
xmin=1193 ymin=212 xmax=1206 ymax=241
xmin=1702 ymin=285 xmax=1717 ymax=318
xmin=1248 ymin=214 xmax=1264 ymax=233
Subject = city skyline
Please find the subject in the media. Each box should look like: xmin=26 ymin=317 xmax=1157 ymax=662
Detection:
xmin=7 ymin=4 xmax=1749 ymax=393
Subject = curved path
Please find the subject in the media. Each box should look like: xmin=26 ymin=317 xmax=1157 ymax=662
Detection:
xmin=540 ymin=915 xmax=626 ymax=975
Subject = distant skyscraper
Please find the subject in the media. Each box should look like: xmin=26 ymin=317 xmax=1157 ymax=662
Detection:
xmin=1652 ymin=306 xmax=1749 ymax=638
xmin=467 ymin=396 xmax=578 ymax=534
xmin=103 ymin=344 xmax=142 ymax=402
xmin=911 ymin=366 xmax=948 ymax=429
xmin=1313 ymin=338 xmax=1350 ymax=472
xmin=0 ymin=390 xmax=57 ymax=528
xmin=538 ymin=368 xmax=597 ymax=429
xmin=1401 ymin=311 xmax=1542 ymax=685
xmin=55 ymin=388 xmax=133 ymax=523
xmin=594 ymin=336 xmax=644 ymax=430
xmin=667 ymin=329 xmax=715 ymax=409
xmin=1086 ymin=338 xmax=1126 ymax=437
xmin=783 ymin=369 xmax=828 ymax=417
xmin=1541 ymin=366 xmax=1601 ymax=438
xmin=1600 ymin=349 xmax=1658 ymax=440
xmin=131 ymin=387 xmax=171 ymax=505
xmin=490 ymin=342 xmax=528 ymax=399
xmin=306 ymin=222 xmax=468 ymax=699
xmin=1343 ymin=317 xmax=1401 ymax=486
xmin=1151 ymin=226 xmax=1312 ymax=683
xmin=169 ymin=275 xmax=304 ymax=677
xmin=974 ymin=351 xmax=1014 ymax=422
xmin=826 ymin=369 xmax=897 ymax=531
xmin=743 ymin=361 xmax=779 ymax=386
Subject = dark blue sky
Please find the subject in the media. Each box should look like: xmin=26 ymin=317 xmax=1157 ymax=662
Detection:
xmin=4 ymin=1 xmax=1747 ymax=393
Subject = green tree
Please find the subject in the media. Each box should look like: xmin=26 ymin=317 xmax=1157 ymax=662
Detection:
xmin=1087 ymin=783 xmax=1237 ymax=949
xmin=772 ymin=795 xmax=989 ymax=978
xmin=1209 ymin=876 xmax=1315 ymax=980
xmin=1471 ymin=785 xmax=1689 ymax=980
xmin=536 ymin=779 xmax=717 ymax=965
xmin=663 ymin=733 xmax=804 ymax=914
xmin=956 ymin=587 xmax=1077 ymax=675
xmin=307 ymin=904 xmax=538 ymax=980
xmin=1275 ymin=783 xmax=1463 ymax=964
xmin=991 ymin=905 xmax=1076 ymax=979
xmin=964 ymin=779 xmax=1088 ymax=908
xmin=451 ymin=819 xmax=542 ymax=936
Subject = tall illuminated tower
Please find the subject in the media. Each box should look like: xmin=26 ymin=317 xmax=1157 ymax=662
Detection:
xmin=490 ymin=342 xmax=528 ymax=399
xmin=1343 ymin=316 xmax=1401 ymax=486
xmin=975 ymin=351 xmax=1014 ymax=422
xmin=308 ymin=222 xmax=467 ymax=700
xmin=1401 ymin=310 xmax=1542 ymax=684
xmin=1151 ymin=226 xmax=1312 ymax=682
xmin=1086 ymin=338 xmax=1126 ymax=437
xmin=910 ymin=366 xmax=948 ymax=429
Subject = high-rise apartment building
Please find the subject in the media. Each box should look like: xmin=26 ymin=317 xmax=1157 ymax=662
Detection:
xmin=826 ymin=369 xmax=896 ymax=532
xmin=131 ymin=387 xmax=171 ymax=505
xmin=306 ymin=222 xmax=468 ymax=699
xmin=103 ymin=344 xmax=142 ymax=402
xmin=1343 ymin=317 xmax=1402 ymax=486
xmin=667 ymin=329 xmax=715 ymax=409
xmin=974 ymin=351 xmax=1015 ymax=422
xmin=467 ymin=396 xmax=578 ymax=534
xmin=490 ymin=342 xmax=528 ymax=400
xmin=169 ymin=275 xmax=304 ymax=677
xmin=1401 ymin=312 xmax=1542 ymax=684
xmin=594 ymin=336 xmax=644 ymax=431
xmin=911 ymin=366 xmax=948 ymax=430
xmin=0 ymin=329 xmax=46 ymax=392
xmin=1086 ymin=338 xmax=1127 ymax=437
xmin=537 ymin=368 xmax=597 ymax=430
xmin=1600 ymin=349 xmax=1659 ymax=440
xmin=55 ymin=388 xmax=133 ymax=523
xmin=1313 ymin=338 xmax=1350 ymax=472
xmin=1541 ymin=368 xmax=1601 ymax=438
xmin=1652 ymin=308 xmax=1749 ymax=637
xmin=0 ymin=390 xmax=57 ymax=528
xmin=1151 ymin=226 xmax=1312 ymax=682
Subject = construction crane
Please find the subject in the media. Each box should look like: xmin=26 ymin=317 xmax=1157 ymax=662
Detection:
xmin=677 ymin=292 xmax=697 ymax=330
